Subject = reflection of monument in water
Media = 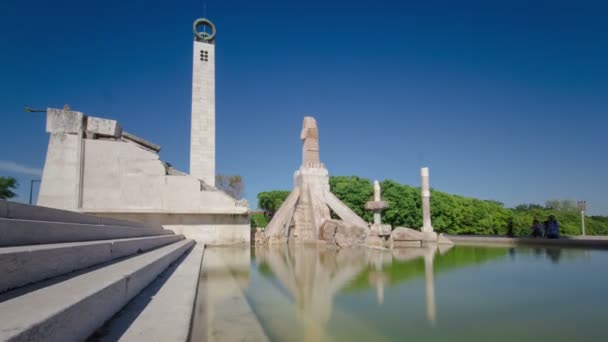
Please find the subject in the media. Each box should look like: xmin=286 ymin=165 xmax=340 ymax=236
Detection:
xmin=254 ymin=244 xmax=452 ymax=341
xmin=255 ymin=245 xmax=369 ymax=341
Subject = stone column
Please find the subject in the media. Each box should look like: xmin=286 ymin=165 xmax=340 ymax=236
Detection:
xmin=190 ymin=30 xmax=216 ymax=186
xmin=365 ymin=180 xmax=390 ymax=236
xmin=421 ymin=167 xmax=433 ymax=233
xmin=373 ymin=180 xmax=381 ymax=225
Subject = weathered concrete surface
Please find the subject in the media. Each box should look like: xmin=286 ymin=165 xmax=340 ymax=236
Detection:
xmin=0 ymin=200 xmax=157 ymax=228
xmin=0 ymin=218 xmax=172 ymax=247
xmin=37 ymin=131 xmax=81 ymax=210
xmin=390 ymin=227 xmax=426 ymax=241
xmin=448 ymin=235 xmax=608 ymax=249
xmin=190 ymin=39 xmax=216 ymax=186
xmin=91 ymin=212 xmax=250 ymax=245
xmin=0 ymin=239 xmax=194 ymax=342
xmin=38 ymin=106 xmax=249 ymax=245
xmin=0 ymin=235 xmax=183 ymax=293
xmin=86 ymin=116 xmax=121 ymax=137
xmin=78 ymin=139 xmax=245 ymax=213
xmin=46 ymin=108 xmax=83 ymax=134
xmin=97 ymin=243 xmax=204 ymax=341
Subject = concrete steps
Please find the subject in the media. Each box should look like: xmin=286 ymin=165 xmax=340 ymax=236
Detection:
xmin=0 ymin=218 xmax=172 ymax=247
xmin=0 ymin=200 xmax=159 ymax=229
xmin=0 ymin=239 xmax=195 ymax=342
xmin=95 ymin=243 xmax=205 ymax=341
xmin=0 ymin=201 xmax=204 ymax=341
xmin=0 ymin=235 xmax=185 ymax=293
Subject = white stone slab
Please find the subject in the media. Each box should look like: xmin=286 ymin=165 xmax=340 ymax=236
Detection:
xmin=86 ymin=116 xmax=122 ymax=137
xmin=46 ymin=108 xmax=83 ymax=133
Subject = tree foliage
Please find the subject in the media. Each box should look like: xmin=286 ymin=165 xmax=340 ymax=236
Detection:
xmin=257 ymin=190 xmax=291 ymax=220
xmin=0 ymin=177 xmax=18 ymax=199
xmin=257 ymin=175 xmax=608 ymax=236
xmin=250 ymin=212 xmax=269 ymax=228
xmin=215 ymin=174 xmax=244 ymax=199
xmin=329 ymin=176 xmax=374 ymax=222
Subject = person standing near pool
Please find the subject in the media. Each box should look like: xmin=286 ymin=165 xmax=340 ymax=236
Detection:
xmin=531 ymin=219 xmax=544 ymax=238
xmin=545 ymin=215 xmax=560 ymax=239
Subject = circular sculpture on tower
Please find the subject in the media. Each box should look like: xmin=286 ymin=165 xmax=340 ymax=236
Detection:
xmin=193 ymin=18 xmax=216 ymax=43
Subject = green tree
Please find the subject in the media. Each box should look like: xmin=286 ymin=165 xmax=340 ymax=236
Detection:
xmin=380 ymin=180 xmax=421 ymax=228
xmin=0 ymin=177 xmax=18 ymax=199
xmin=257 ymin=177 xmax=608 ymax=236
xmin=250 ymin=212 xmax=269 ymax=228
xmin=257 ymin=190 xmax=290 ymax=220
xmin=329 ymin=176 xmax=374 ymax=222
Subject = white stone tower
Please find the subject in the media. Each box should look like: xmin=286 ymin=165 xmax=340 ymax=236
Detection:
xmin=190 ymin=18 xmax=216 ymax=186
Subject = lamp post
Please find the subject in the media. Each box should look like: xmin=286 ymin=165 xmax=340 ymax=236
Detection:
xmin=577 ymin=200 xmax=587 ymax=236
xmin=29 ymin=179 xmax=40 ymax=205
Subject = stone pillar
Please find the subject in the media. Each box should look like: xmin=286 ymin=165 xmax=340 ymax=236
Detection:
xmin=421 ymin=167 xmax=433 ymax=233
xmin=190 ymin=28 xmax=216 ymax=186
xmin=373 ymin=180 xmax=381 ymax=225
xmin=365 ymin=180 xmax=390 ymax=236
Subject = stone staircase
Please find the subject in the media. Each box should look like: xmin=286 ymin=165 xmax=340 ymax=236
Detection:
xmin=0 ymin=200 xmax=203 ymax=341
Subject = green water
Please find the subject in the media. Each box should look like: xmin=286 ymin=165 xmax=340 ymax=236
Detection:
xmin=203 ymin=245 xmax=608 ymax=341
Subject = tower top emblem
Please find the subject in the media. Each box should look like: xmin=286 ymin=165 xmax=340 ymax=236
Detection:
xmin=193 ymin=18 xmax=216 ymax=43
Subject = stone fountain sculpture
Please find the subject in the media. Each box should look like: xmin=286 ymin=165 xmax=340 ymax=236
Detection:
xmin=365 ymin=180 xmax=391 ymax=236
xmin=264 ymin=117 xmax=368 ymax=244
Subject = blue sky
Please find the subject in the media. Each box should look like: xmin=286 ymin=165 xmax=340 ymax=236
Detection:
xmin=1 ymin=0 xmax=606 ymax=214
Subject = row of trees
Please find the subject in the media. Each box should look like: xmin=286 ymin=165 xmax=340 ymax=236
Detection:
xmin=255 ymin=176 xmax=608 ymax=236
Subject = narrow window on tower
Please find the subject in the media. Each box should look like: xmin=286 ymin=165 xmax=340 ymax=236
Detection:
xmin=200 ymin=50 xmax=209 ymax=62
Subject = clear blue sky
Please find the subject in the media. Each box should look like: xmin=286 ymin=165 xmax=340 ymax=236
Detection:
xmin=1 ymin=0 xmax=606 ymax=214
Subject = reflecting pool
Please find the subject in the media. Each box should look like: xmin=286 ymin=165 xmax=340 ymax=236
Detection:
xmin=192 ymin=245 xmax=608 ymax=341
